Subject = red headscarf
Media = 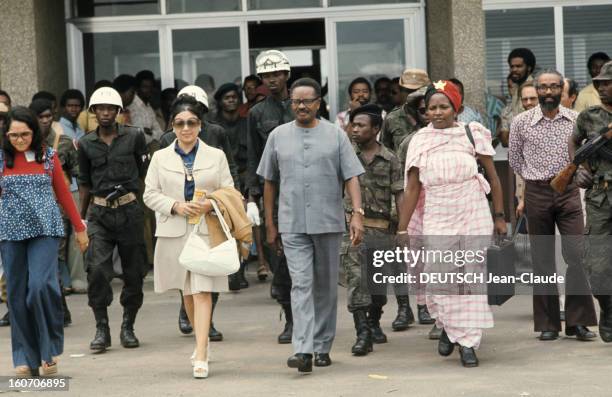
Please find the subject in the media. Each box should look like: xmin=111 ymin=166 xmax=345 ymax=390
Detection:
xmin=427 ymin=80 xmax=462 ymax=112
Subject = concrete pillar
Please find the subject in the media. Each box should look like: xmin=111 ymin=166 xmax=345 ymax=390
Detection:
xmin=426 ymin=0 xmax=486 ymax=115
xmin=0 ymin=0 xmax=67 ymax=106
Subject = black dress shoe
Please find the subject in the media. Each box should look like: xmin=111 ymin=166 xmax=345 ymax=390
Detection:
xmin=428 ymin=324 xmax=442 ymax=340
xmin=314 ymin=353 xmax=332 ymax=367
xmin=438 ymin=329 xmax=455 ymax=356
xmin=287 ymin=353 xmax=313 ymax=373
xmin=418 ymin=305 xmax=435 ymax=325
xmin=539 ymin=331 xmax=559 ymax=341
xmin=566 ymin=325 xmax=597 ymax=341
xmin=178 ymin=305 xmax=193 ymax=335
xmin=0 ymin=311 xmax=10 ymax=327
xmin=459 ymin=346 xmax=479 ymax=367
xmin=209 ymin=323 xmax=223 ymax=341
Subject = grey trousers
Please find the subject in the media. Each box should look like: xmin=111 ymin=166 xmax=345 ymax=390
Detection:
xmin=281 ymin=232 xmax=343 ymax=355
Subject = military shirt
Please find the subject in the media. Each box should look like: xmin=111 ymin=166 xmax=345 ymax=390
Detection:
xmin=344 ymin=143 xmax=403 ymax=221
xmin=46 ymin=128 xmax=79 ymax=179
xmin=159 ymin=120 xmax=240 ymax=186
xmin=257 ymin=120 xmax=364 ymax=234
xmin=573 ymin=105 xmax=612 ymax=176
xmin=246 ymin=96 xmax=294 ymax=197
xmin=214 ymin=112 xmax=248 ymax=174
xmin=380 ymin=103 xmax=418 ymax=153
xmin=77 ymin=124 xmax=148 ymax=196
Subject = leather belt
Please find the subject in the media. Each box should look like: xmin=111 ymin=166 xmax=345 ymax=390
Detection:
xmin=346 ymin=214 xmax=390 ymax=229
xmin=92 ymin=192 xmax=137 ymax=208
xmin=526 ymin=179 xmax=553 ymax=185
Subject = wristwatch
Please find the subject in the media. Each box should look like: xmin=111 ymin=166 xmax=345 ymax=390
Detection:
xmin=494 ymin=212 xmax=505 ymax=219
xmin=351 ymin=208 xmax=365 ymax=216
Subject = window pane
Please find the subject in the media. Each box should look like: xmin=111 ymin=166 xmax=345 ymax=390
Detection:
xmin=172 ymin=28 xmax=242 ymax=98
xmin=247 ymin=0 xmax=320 ymax=10
xmin=485 ymin=8 xmax=555 ymax=98
xmin=563 ymin=5 xmax=612 ymax=90
xmin=83 ymin=31 xmax=160 ymax=96
xmin=75 ymin=0 xmax=159 ymax=17
xmin=329 ymin=0 xmax=417 ymax=6
xmin=336 ymin=19 xmax=405 ymax=114
xmin=166 ymin=0 xmax=241 ymax=13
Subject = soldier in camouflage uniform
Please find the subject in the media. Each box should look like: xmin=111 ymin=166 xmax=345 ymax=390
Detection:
xmin=341 ymin=104 xmax=404 ymax=355
xmin=246 ymin=50 xmax=295 ymax=344
xmin=380 ymin=69 xmax=432 ymax=330
xmin=570 ymin=61 xmax=612 ymax=343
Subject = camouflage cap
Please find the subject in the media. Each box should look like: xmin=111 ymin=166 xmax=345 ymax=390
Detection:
xmin=400 ymin=68 xmax=430 ymax=90
xmin=593 ymin=60 xmax=612 ymax=81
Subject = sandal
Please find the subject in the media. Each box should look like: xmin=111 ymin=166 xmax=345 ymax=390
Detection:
xmin=41 ymin=361 xmax=58 ymax=376
xmin=257 ymin=262 xmax=269 ymax=281
xmin=15 ymin=366 xmax=32 ymax=378
xmin=191 ymin=338 xmax=211 ymax=366
xmin=193 ymin=360 xmax=208 ymax=379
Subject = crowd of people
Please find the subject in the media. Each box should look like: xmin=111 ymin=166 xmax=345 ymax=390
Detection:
xmin=0 ymin=46 xmax=611 ymax=378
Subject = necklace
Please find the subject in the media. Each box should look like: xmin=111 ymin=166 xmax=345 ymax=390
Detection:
xmin=184 ymin=163 xmax=194 ymax=182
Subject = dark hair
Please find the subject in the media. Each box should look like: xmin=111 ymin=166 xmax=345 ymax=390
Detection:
xmin=349 ymin=108 xmax=383 ymax=130
xmin=170 ymin=95 xmax=205 ymax=122
xmin=93 ymin=79 xmax=113 ymax=90
xmin=32 ymin=90 xmax=56 ymax=103
xmin=136 ymin=70 xmax=155 ymax=87
xmin=347 ymin=77 xmax=372 ymax=95
xmin=507 ymin=48 xmax=537 ymax=71
xmin=290 ymin=77 xmax=322 ymax=97
xmin=243 ymin=74 xmax=262 ymax=87
xmin=391 ymin=77 xmax=400 ymax=84
xmin=161 ymin=87 xmax=178 ymax=101
xmin=374 ymin=77 xmax=392 ymax=89
xmin=113 ymin=74 xmax=137 ymax=94
xmin=0 ymin=89 xmax=12 ymax=106
xmin=566 ymin=78 xmax=578 ymax=98
xmin=448 ymin=78 xmax=465 ymax=97
xmin=29 ymin=98 xmax=54 ymax=115
xmin=587 ymin=52 xmax=610 ymax=71
xmin=3 ymin=106 xmax=45 ymax=168
xmin=60 ymin=89 xmax=85 ymax=108
xmin=535 ymin=68 xmax=564 ymax=87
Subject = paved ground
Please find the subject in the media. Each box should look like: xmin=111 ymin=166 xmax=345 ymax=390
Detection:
xmin=1 ymin=268 xmax=612 ymax=397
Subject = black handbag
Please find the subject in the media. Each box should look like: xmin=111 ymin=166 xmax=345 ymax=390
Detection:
xmin=486 ymin=216 xmax=524 ymax=305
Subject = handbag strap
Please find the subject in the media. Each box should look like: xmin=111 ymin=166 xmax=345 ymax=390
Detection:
xmin=193 ymin=199 xmax=233 ymax=240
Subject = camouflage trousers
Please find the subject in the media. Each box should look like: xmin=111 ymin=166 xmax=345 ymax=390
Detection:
xmin=341 ymin=227 xmax=389 ymax=313
xmin=584 ymin=185 xmax=612 ymax=295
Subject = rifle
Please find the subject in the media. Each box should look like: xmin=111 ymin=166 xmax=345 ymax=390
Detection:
xmin=551 ymin=124 xmax=612 ymax=194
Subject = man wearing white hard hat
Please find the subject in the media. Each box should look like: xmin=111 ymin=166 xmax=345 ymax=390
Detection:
xmin=246 ymin=49 xmax=295 ymax=345
xmin=77 ymin=86 xmax=149 ymax=354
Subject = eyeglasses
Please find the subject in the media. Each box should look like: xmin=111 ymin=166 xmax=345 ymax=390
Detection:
xmin=290 ymin=97 xmax=320 ymax=106
xmin=536 ymin=84 xmax=562 ymax=93
xmin=6 ymin=131 xmax=33 ymax=141
xmin=173 ymin=118 xmax=200 ymax=129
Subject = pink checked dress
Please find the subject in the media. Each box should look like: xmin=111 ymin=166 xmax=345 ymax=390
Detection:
xmin=405 ymin=121 xmax=495 ymax=348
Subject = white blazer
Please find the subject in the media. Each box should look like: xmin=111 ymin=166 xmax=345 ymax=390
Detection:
xmin=143 ymin=138 xmax=234 ymax=238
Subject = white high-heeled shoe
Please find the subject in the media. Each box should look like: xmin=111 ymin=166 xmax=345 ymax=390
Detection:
xmin=193 ymin=360 xmax=208 ymax=379
xmin=191 ymin=338 xmax=211 ymax=366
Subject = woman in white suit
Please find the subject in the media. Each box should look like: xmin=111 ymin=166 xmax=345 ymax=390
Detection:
xmin=143 ymin=95 xmax=233 ymax=378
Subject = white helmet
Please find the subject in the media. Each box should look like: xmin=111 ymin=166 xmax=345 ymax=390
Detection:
xmin=255 ymin=50 xmax=291 ymax=75
xmin=178 ymin=85 xmax=209 ymax=109
xmin=88 ymin=86 xmax=123 ymax=110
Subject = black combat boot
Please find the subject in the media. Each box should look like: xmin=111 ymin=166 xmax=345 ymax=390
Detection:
xmin=417 ymin=304 xmax=435 ymax=325
xmin=178 ymin=300 xmax=192 ymax=335
xmin=238 ymin=262 xmax=249 ymax=289
xmin=278 ymin=303 xmax=293 ymax=344
xmin=209 ymin=295 xmax=223 ymax=341
xmin=392 ymin=295 xmax=415 ymax=331
xmin=228 ymin=272 xmax=241 ymax=291
xmin=120 ymin=308 xmax=140 ymax=348
xmin=368 ymin=305 xmax=388 ymax=344
xmin=351 ymin=310 xmax=373 ymax=356
xmin=90 ymin=308 xmax=111 ymax=353
xmin=596 ymin=295 xmax=612 ymax=343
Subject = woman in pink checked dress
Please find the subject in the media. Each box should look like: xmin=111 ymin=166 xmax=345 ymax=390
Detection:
xmin=397 ymin=81 xmax=507 ymax=368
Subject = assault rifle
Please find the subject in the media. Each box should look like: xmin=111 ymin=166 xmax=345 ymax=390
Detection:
xmin=551 ymin=124 xmax=612 ymax=194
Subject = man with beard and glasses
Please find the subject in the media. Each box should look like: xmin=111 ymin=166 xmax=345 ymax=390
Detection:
xmin=509 ymin=69 xmax=598 ymax=342
xmin=335 ymin=77 xmax=374 ymax=132
xmin=575 ymin=52 xmax=610 ymax=113
xmin=569 ymin=61 xmax=612 ymax=343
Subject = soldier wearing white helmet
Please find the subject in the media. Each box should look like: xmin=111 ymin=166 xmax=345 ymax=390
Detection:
xmin=78 ymin=85 xmax=149 ymax=354
xmin=247 ymin=49 xmax=294 ymax=344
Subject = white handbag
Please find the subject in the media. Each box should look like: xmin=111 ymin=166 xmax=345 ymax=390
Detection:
xmin=179 ymin=199 xmax=240 ymax=277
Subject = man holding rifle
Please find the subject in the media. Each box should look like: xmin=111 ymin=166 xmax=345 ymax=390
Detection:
xmin=568 ymin=61 xmax=612 ymax=343
xmin=509 ymin=69 xmax=597 ymax=342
